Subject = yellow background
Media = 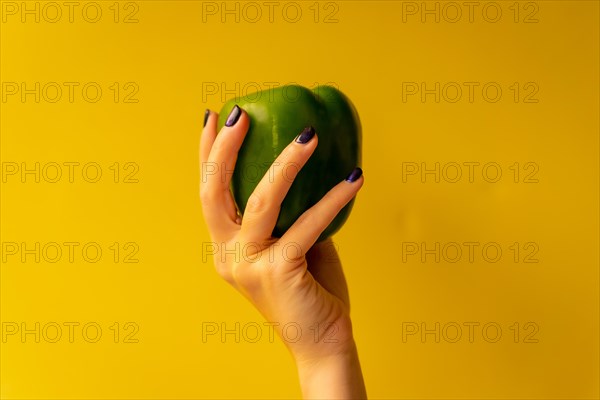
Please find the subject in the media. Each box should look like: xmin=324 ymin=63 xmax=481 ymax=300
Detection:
xmin=1 ymin=1 xmax=598 ymax=398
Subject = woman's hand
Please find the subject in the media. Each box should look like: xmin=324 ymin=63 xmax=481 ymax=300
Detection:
xmin=200 ymin=105 xmax=366 ymax=399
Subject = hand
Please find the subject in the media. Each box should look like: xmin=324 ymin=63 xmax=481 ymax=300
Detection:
xmin=200 ymin=105 xmax=366 ymax=399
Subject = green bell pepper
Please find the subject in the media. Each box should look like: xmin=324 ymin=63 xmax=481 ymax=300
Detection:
xmin=217 ymin=84 xmax=361 ymax=242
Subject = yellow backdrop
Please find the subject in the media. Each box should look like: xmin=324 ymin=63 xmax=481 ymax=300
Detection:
xmin=1 ymin=1 xmax=598 ymax=398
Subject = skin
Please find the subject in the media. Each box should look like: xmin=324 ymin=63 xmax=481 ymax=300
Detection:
xmin=200 ymin=107 xmax=367 ymax=399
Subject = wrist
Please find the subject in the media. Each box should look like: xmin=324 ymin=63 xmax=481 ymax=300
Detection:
xmin=295 ymin=340 xmax=367 ymax=399
xmin=289 ymin=314 xmax=356 ymax=364
xmin=293 ymin=336 xmax=357 ymax=368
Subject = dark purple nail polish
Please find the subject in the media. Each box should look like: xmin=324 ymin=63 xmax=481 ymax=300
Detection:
xmin=345 ymin=167 xmax=363 ymax=183
xmin=203 ymin=109 xmax=210 ymax=127
xmin=225 ymin=105 xmax=241 ymax=127
xmin=295 ymin=126 xmax=316 ymax=144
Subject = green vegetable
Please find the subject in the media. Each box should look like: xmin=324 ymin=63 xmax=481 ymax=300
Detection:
xmin=217 ymin=85 xmax=361 ymax=241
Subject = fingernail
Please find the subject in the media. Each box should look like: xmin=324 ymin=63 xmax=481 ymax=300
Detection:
xmin=225 ymin=105 xmax=242 ymax=127
xmin=345 ymin=167 xmax=363 ymax=183
xmin=203 ymin=109 xmax=210 ymax=127
xmin=295 ymin=126 xmax=316 ymax=144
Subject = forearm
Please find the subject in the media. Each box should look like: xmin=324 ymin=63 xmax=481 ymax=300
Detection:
xmin=295 ymin=341 xmax=367 ymax=400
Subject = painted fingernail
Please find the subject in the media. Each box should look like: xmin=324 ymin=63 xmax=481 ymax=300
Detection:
xmin=225 ymin=105 xmax=242 ymax=127
xmin=203 ymin=109 xmax=210 ymax=127
xmin=345 ymin=167 xmax=363 ymax=183
xmin=295 ymin=126 xmax=316 ymax=144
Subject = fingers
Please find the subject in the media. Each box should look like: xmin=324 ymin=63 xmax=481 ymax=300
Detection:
xmin=200 ymin=105 xmax=249 ymax=239
xmin=279 ymin=168 xmax=364 ymax=258
xmin=240 ymin=127 xmax=318 ymax=242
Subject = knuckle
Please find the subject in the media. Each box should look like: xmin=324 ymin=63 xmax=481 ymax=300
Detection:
xmin=245 ymin=191 xmax=268 ymax=214
xmin=281 ymin=248 xmax=305 ymax=266
xmin=297 ymin=211 xmax=319 ymax=229
xmin=322 ymin=192 xmax=347 ymax=214
xmin=199 ymin=186 xmax=216 ymax=205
